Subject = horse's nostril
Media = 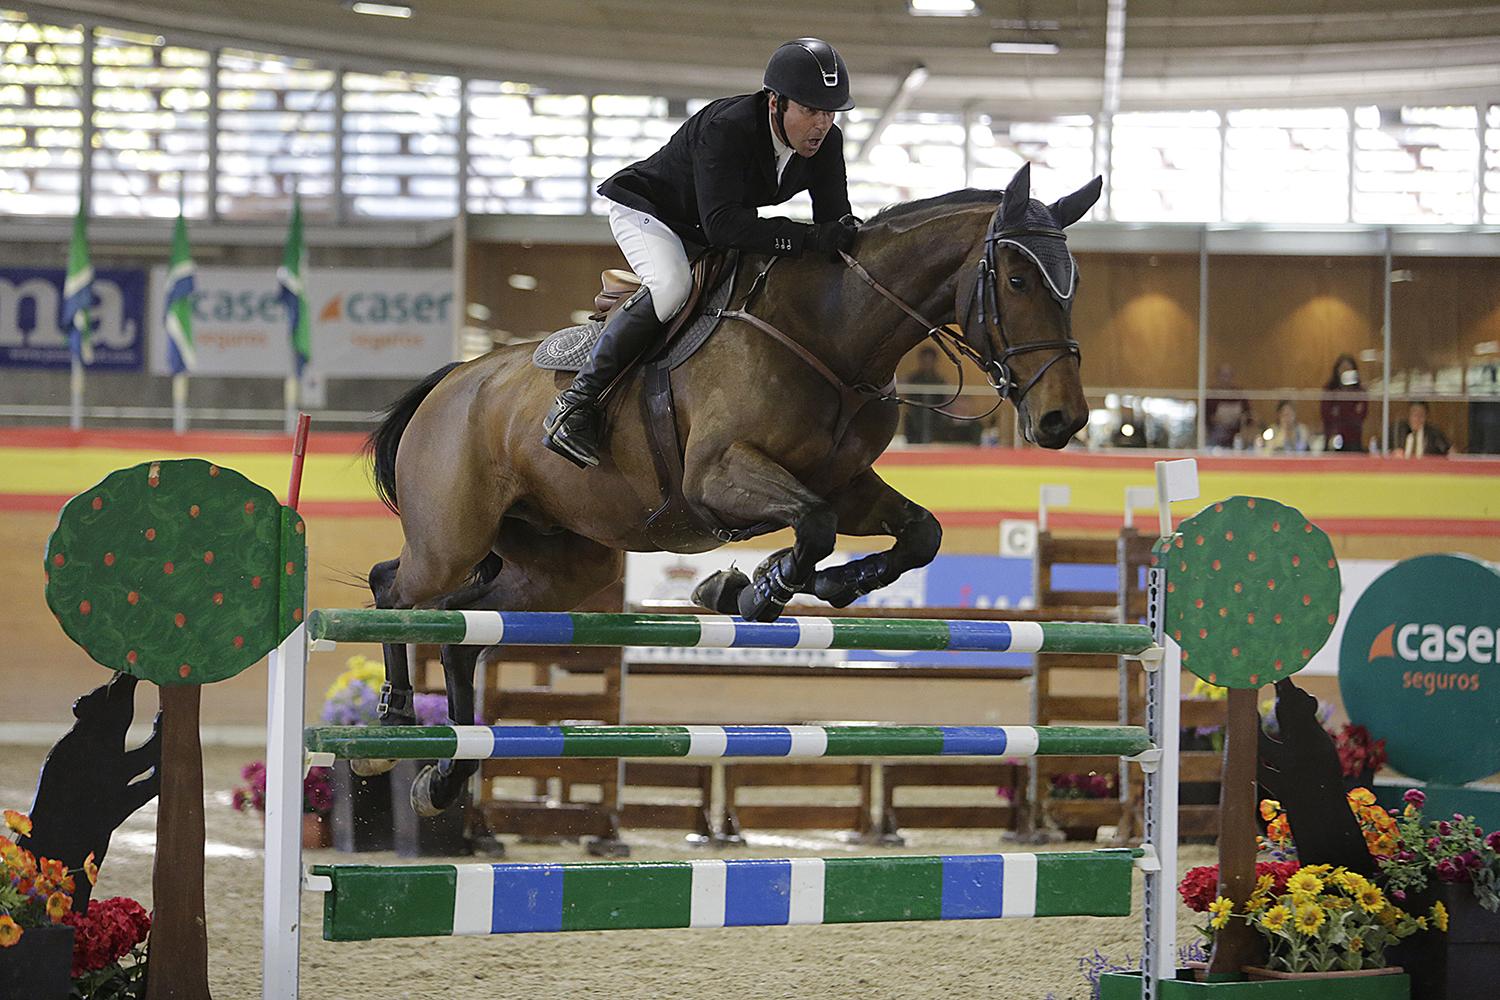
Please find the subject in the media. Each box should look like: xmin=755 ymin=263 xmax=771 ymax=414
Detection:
xmin=1038 ymin=409 xmax=1072 ymax=440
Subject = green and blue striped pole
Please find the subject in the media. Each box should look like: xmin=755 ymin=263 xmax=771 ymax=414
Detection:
xmin=314 ymin=850 xmax=1139 ymax=941
xmin=306 ymin=609 xmax=1156 ymax=656
xmin=304 ymin=723 xmax=1154 ymax=761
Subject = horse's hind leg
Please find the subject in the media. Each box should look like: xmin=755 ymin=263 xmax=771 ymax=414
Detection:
xmin=350 ymin=555 xmax=428 ymax=777
xmin=408 ymin=523 xmax=624 ymax=816
xmin=804 ymin=470 xmax=942 ymax=607
xmin=687 ymin=443 xmax=836 ymax=622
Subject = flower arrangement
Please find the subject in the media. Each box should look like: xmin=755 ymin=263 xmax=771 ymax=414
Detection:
xmin=1332 ymin=724 xmax=1388 ymax=781
xmin=0 ymin=810 xmax=93 ymax=948
xmin=1185 ymin=858 xmax=1432 ymax=973
xmin=1048 ymin=772 xmax=1117 ymax=800
xmin=1379 ymin=789 xmax=1500 ymax=913
xmin=62 ymin=896 xmax=150 ymax=997
xmin=1258 ymin=789 xmax=1398 ymax=861
xmin=232 ymin=762 xmax=333 ymax=816
xmin=321 ymin=654 xmax=456 ymax=727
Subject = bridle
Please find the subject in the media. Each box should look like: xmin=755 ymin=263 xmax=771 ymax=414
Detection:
xmin=838 ymin=202 xmax=1082 ymax=418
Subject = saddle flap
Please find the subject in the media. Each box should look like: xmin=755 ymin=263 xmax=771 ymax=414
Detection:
xmin=593 ymin=269 xmax=642 ymax=317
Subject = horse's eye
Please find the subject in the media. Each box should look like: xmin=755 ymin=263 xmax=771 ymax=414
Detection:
xmin=1007 ymin=275 xmax=1026 ymax=291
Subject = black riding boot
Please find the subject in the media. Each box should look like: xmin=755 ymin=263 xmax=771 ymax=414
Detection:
xmin=542 ymin=285 xmax=661 ymax=468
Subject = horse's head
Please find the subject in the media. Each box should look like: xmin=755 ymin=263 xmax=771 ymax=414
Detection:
xmin=962 ymin=163 xmax=1100 ymax=449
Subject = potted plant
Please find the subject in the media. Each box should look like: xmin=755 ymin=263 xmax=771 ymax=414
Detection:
xmin=0 ymin=811 xmax=80 ymax=1000
xmin=1381 ymin=789 xmax=1500 ymax=1000
xmin=1044 ymin=770 xmax=1118 ymax=842
xmin=62 ymin=896 xmax=150 ymax=1000
xmin=1333 ymin=724 xmax=1388 ymax=792
xmin=321 ymin=655 xmax=396 ymax=852
xmin=232 ymin=762 xmax=334 ymax=849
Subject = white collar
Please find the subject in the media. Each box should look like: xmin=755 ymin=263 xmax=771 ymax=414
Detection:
xmin=769 ymin=108 xmax=795 ymax=175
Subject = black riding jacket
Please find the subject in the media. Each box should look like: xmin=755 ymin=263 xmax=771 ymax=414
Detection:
xmin=597 ymin=91 xmax=852 ymax=258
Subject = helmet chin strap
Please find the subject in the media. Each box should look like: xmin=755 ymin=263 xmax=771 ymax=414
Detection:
xmin=771 ymin=93 xmax=791 ymax=148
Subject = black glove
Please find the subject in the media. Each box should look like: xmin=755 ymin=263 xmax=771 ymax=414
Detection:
xmin=810 ymin=214 xmax=860 ymax=261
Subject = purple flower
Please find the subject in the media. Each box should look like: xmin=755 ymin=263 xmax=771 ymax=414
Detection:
xmin=1436 ymin=858 xmax=1465 ymax=883
xmin=1429 ymin=837 xmax=1443 ymax=851
xmin=1485 ymin=832 xmax=1500 ymax=852
xmin=1455 ymin=813 xmax=1468 ymax=822
xmin=1392 ymin=889 xmax=1406 ymax=901
xmin=1404 ymin=789 xmax=1426 ymax=807
xmin=1463 ymin=851 xmax=1484 ymax=871
xmin=1438 ymin=821 xmax=1453 ymax=837
xmin=413 ymin=693 xmax=451 ymax=727
xmin=1397 ymin=850 xmax=1415 ymax=863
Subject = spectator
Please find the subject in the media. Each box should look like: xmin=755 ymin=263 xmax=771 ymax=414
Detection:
xmin=1319 ymin=354 xmax=1368 ymax=452
xmin=1204 ymin=364 xmax=1253 ymax=449
xmin=901 ymin=345 xmax=947 ymax=445
xmin=1394 ymin=400 xmax=1451 ymax=457
xmin=1261 ymin=400 xmax=1310 ymax=453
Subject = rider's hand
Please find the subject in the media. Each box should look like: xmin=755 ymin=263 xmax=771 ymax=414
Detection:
xmin=810 ymin=214 xmax=859 ymax=261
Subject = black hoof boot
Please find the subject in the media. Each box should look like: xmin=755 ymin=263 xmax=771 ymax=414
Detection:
xmin=737 ymin=551 xmax=800 ymax=623
xmin=692 ymin=568 xmax=751 ymax=615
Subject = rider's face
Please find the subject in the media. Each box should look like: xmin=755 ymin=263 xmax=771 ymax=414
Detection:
xmin=779 ymin=98 xmax=836 ymax=157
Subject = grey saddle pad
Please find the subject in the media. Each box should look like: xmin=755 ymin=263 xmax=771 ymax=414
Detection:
xmin=531 ymin=260 xmax=739 ymax=374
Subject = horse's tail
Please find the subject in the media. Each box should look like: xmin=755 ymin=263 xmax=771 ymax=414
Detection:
xmin=365 ymin=361 xmax=462 ymax=515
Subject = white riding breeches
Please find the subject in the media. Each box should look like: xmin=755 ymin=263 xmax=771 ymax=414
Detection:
xmin=606 ymin=199 xmax=692 ymax=323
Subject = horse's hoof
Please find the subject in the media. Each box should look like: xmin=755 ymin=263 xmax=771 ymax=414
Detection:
xmin=350 ymin=757 xmax=396 ymax=777
xmin=692 ymin=568 xmax=749 ymax=615
xmin=410 ymin=764 xmax=444 ymax=817
xmin=736 ymin=588 xmax=786 ymax=623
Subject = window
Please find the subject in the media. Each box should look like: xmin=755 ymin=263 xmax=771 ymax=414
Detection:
xmin=0 ymin=12 xmax=83 ymax=216
xmin=1353 ymin=105 xmax=1479 ymax=224
xmin=216 ymin=47 xmax=335 ymax=220
xmin=1224 ymin=108 xmax=1348 ymax=223
xmin=91 ymin=28 xmax=209 ymax=218
xmin=971 ymin=114 xmax=1095 ymax=207
xmin=1111 ymin=111 xmax=1222 ymax=222
xmin=466 ymin=80 xmax=592 ymax=215
xmin=343 ymin=69 xmax=459 ymax=218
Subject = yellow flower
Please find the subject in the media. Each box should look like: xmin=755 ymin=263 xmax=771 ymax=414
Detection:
xmin=1347 ymin=788 xmax=1377 ymax=806
xmin=83 ymin=852 xmax=99 ymax=886
xmin=0 ymin=916 xmax=19 ymax=947
xmin=1378 ymin=905 xmax=1401 ymax=928
xmin=45 ymin=891 xmax=69 ymax=922
xmin=1294 ymin=902 xmax=1326 ymax=935
xmin=1432 ymin=901 xmax=1449 ymax=932
xmin=1324 ymin=895 xmax=1353 ymax=911
xmin=1356 ymin=884 xmax=1386 ymax=914
xmin=1349 ymin=935 xmax=1365 ymax=952
xmin=1417 ymin=916 xmax=1429 ymax=931
xmin=1286 ymin=870 xmax=1325 ymax=897
xmin=1262 ymin=905 xmax=1291 ymax=933
xmin=1259 ymin=799 xmax=1283 ymax=821
xmin=1 ymin=811 xmax=30 ymax=837
xmin=1209 ymin=896 xmax=1234 ymax=929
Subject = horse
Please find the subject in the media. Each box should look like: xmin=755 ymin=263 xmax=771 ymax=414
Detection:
xmin=358 ymin=162 xmax=1102 ymax=815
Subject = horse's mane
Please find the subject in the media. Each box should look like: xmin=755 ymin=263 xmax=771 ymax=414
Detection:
xmin=864 ymin=188 xmax=1004 ymax=231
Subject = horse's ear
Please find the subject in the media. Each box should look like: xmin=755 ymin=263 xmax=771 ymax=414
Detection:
xmin=1000 ymin=162 xmax=1032 ymax=226
xmin=1049 ymin=176 xmax=1103 ymax=229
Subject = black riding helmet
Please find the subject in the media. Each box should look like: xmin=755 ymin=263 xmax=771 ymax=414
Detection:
xmin=763 ymin=37 xmax=854 ymax=113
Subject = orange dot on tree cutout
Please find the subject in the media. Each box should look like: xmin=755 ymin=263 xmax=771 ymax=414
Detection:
xmin=189 ymin=505 xmax=200 ymax=518
xmin=1267 ymin=579 xmax=1277 ymax=590
xmin=295 ymin=522 xmax=305 ymax=535
xmin=208 ymin=465 xmax=219 ymax=477
xmin=1246 ymin=499 xmax=1257 ymax=509
xmin=1167 ymin=582 xmax=1176 ymax=593
xmin=1175 ymin=537 xmax=1184 ymax=549
xmin=1219 ymin=607 xmax=1227 ymax=617
xmin=233 ymin=636 xmax=244 ymax=650
xmin=103 ymin=553 xmax=114 ymax=566
xmin=293 ymin=607 xmax=303 ymax=622
xmin=251 ymin=576 xmax=262 ymax=589
xmin=179 ymin=665 xmax=191 ymax=678
xmin=79 ymin=600 xmax=91 ymax=615
xmin=1274 ymin=613 xmax=1283 ymax=624
xmin=1194 ymin=598 xmax=1204 ymax=609
xmin=244 ymin=501 xmax=255 ymax=514
xmin=1292 ymin=555 xmax=1301 ymax=567
xmin=163 ymin=562 xmax=174 ymax=575
xmin=285 ymin=562 xmax=295 ymax=576
xmin=1234 ymin=582 xmax=1244 ymax=593
xmin=53 ymin=553 xmax=65 ymax=567
xmin=1212 ymin=559 xmax=1222 ymax=571
xmin=126 ymin=651 xmax=137 ymax=665
xmin=1214 ymin=502 xmax=1224 ymax=512
xmin=1199 ymin=628 xmax=1208 ymax=639
xmin=1328 ymin=613 xmax=1337 ymax=625
xmin=1303 ymin=594 xmax=1312 ymax=606
xmin=1248 ymin=551 xmax=1257 ymax=562
xmin=1195 ymin=535 xmax=1204 ymax=546
xmin=91 ymin=496 xmax=102 ymax=510
xmin=1272 ymin=521 xmax=1281 ymax=532
xmin=1247 ymin=613 xmax=1256 ymax=624
xmin=126 ymin=591 xmax=139 ymax=605
xmin=144 ymin=528 xmax=156 ymax=541
xmin=1231 ymin=647 xmax=1240 ymax=657
xmin=203 ymin=551 xmax=214 ymax=565
xmin=174 ymin=613 xmax=186 ymax=628
xmin=1225 ymin=530 xmax=1234 ymax=541
xmin=213 ymin=592 xmax=224 ymax=605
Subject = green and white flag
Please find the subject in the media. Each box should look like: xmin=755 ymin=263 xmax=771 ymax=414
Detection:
xmin=164 ymin=211 xmax=196 ymax=374
xmin=277 ymin=195 xmax=311 ymax=375
xmin=61 ymin=201 xmax=94 ymax=365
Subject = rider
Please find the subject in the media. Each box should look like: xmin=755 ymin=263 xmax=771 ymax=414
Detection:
xmin=542 ymin=37 xmax=862 ymax=468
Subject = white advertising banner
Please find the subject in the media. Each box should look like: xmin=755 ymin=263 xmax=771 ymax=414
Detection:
xmin=148 ymin=267 xmax=454 ymax=377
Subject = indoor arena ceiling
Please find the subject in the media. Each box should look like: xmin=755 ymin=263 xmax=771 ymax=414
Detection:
xmin=28 ymin=1 xmax=1500 ymax=118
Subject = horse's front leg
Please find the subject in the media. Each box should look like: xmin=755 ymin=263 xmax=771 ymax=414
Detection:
xmin=410 ymin=642 xmax=481 ymax=817
xmin=689 ymin=443 xmax=837 ymax=622
xmin=804 ymin=469 xmax=942 ymax=607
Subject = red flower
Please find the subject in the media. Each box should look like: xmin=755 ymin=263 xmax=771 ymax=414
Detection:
xmin=1178 ymin=861 xmax=1301 ymax=913
xmin=62 ymin=897 xmax=150 ymax=976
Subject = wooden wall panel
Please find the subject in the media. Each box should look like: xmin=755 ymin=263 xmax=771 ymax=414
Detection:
xmin=1071 ymin=252 xmax=1201 ymax=390
xmin=1389 ymin=256 xmax=1500 ymax=374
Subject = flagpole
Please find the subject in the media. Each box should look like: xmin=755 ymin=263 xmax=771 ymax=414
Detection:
xmin=172 ymin=374 xmax=188 ymax=435
xmin=70 ymin=356 xmax=84 ymax=431
xmin=284 ymin=375 xmax=298 ymax=435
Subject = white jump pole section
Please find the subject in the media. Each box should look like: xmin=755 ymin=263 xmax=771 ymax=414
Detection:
xmin=1140 ymin=458 xmax=1197 ymax=1000
xmin=263 ymin=624 xmax=308 ymax=1000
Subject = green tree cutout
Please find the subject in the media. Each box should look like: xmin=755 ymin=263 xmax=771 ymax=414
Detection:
xmin=1154 ymin=496 xmax=1342 ymax=977
xmin=45 ymin=458 xmax=306 ymax=1000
